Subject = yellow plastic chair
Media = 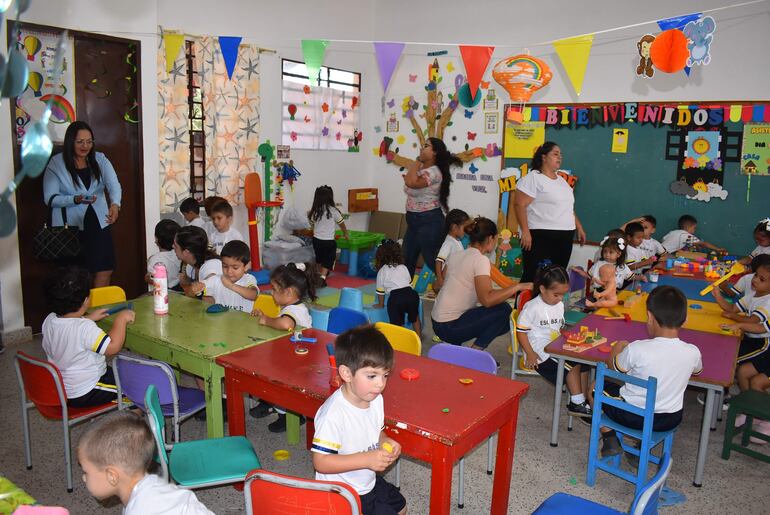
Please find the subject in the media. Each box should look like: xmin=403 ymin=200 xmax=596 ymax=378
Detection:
xmin=252 ymin=294 xmax=280 ymax=318
xmin=373 ymin=322 xmax=421 ymax=356
xmin=90 ymin=286 xmax=126 ymax=307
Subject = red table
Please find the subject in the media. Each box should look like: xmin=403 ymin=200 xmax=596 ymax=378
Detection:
xmin=217 ymin=329 xmax=529 ymax=515
xmin=545 ymin=314 xmax=739 ymax=487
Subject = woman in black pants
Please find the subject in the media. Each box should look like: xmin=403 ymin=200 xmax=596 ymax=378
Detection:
xmin=514 ymin=142 xmax=586 ymax=282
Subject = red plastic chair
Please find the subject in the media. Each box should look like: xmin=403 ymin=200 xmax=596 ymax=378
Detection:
xmin=14 ymin=351 xmax=118 ymax=492
xmin=244 ymin=469 xmax=362 ymax=515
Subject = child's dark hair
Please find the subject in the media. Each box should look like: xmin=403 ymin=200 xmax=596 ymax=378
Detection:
xmin=753 ymin=219 xmax=770 ymax=240
xmin=751 ymin=253 xmax=770 ymax=274
xmin=179 ymin=197 xmax=200 ymax=215
xmin=625 ymin=222 xmax=645 ymax=238
xmin=203 ymin=196 xmax=226 ymax=217
xmin=78 ymin=413 xmax=154 ymax=475
xmin=221 ymin=240 xmax=251 ymax=265
xmin=600 ymin=236 xmax=628 ymax=267
xmin=335 ymin=325 xmax=394 ymax=374
xmin=210 ymin=199 xmax=233 ymax=218
xmin=464 ymin=216 xmax=497 ymax=245
xmin=530 ymin=141 xmax=559 ymax=171
xmin=606 ymin=228 xmax=625 ymax=239
xmin=647 ymin=285 xmax=687 ymax=328
xmin=308 ymin=185 xmax=336 ymax=222
xmin=534 ymin=264 xmax=569 ymax=296
xmin=642 ymin=214 xmax=657 ymax=227
xmin=444 ymin=208 xmax=470 ymax=235
xmin=174 ymin=226 xmax=220 ymax=267
xmin=375 ymin=240 xmax=404 ymax=269
xmin=154 ymin=219 xmax=180 ymax=251
xmin=270 ymin=262 xmax=321 ymax=302
xmin=45 ymin=266 xmax=91 ymax=315
xmin=678 ymin=214 xmax=697 ymax=229
xmin=427 ymin=137 xmax=462 ymax=213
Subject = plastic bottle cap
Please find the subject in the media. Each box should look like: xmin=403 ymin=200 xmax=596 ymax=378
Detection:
xmin=400 ymin=368 xmax=420 ymax=380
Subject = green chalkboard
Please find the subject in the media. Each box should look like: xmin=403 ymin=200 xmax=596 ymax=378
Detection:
xmin=503 ymin=115 xmax=768 ymax=255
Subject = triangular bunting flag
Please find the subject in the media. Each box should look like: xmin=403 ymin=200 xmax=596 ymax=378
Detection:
xmin=302 ymin=39 xmax=329 ymax=82
xmin=657 ymin=13 xmax=700 ymax=76
xmin=163 ymin=32 xmax=185 ymax=73
xmin=218 ymin=36 xmax=242 ymax=80
xmin=552 ymin=34 xmax=594 ymax=96
xmin=458 ymin=45 xmax=494 ymax=99
xmin=373 ymin=42 xmax=405 ymax=93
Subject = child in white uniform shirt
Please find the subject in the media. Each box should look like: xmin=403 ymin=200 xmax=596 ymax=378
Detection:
xmin=739 ymin=218 xmax=770 ymax=266
xmin=203 ymin=240 xmax=258 ymax=312
xmin=638 ymin=215 xmax=667 ymax=260
xmin=516 ymin=265 xmax=592 ymax=418
xmin=434 ymin=208 xmax=470 ymax=292
xmin=78 ymin=413 xmax=213 ymax=515
xmin=42 ymin=266 xmax=134 ymax=408
xmin=661 ymin=214 xmax=724 ymax=254
xmin=624 ymin=222 xmax=656 ymax=272
xmin=146 ymin=219 xmax=181 ymax=291
xmin=373 ymin=240 xmax=421 ymax=336
xmin=600 ymin=286 xmax=702 ymax=456
xmin=179 ymin=197 xmax=207 ymax=229
xmin=308 ymin=185 xmax=349 ymax=282
xmin=207 ymin=199 xmax=244 ymax=253
xmin=174 ymin=226 xmax=223 ymax=298
xmin=312 ymin=326 xmax=406 ymax=515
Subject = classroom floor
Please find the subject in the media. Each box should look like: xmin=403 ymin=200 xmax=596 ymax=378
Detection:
xmin=1 ymin=298 xmax=768 ymax=514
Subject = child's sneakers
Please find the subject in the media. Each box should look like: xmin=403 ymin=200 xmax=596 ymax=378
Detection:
xmin=567 ymin=401 xmax=593 ymax=419
xmin=268 ymin=413 xmax=307 ymax=433
xmin=601 ymin=432 xmax=622 ymax=457
xmin=249 ymin=402 xmax=275 ymax=419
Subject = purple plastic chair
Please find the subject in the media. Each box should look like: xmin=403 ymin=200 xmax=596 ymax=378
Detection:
xmin=113 ymin=354 xmax=206 ymax=443
xmin=427 ymin=344 xmax=497 ymax=509
xmin=327 ymin=307 xmax=368 ymax=334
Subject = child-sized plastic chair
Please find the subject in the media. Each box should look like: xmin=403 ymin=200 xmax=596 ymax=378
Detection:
xmin=587 ymin=363 xmax=676 ymax=498
xmin=509 ymin=288 xmax=536 ymax=379
xmin=338 ymin=287 xmax=364 ymax=312
xmin=327 ymin=307 xmax=368 ymax=334
xmin=252 ymin=294 xmax=280 ymax=318
xmin=244 ymin=469 xmax=362 ymax=515
xmin=89 ymin=286 xmax=126 ymax=307
xmin=310 ymin=306 xmax=331 ymax=331
xmin=722 ymin=390 xmax=770 ymax=463
xmin=412 ymin=268 xmax=435 ymax=294
xmin=427 ymin=344 xmax=497 ymax=508
xmin=373 ymin=322 xmax=421 ymax=356
xmin=535 ymin=454 xmax=672 ymax=515
xmin=144 ymin=384 xmax=260 ymax=488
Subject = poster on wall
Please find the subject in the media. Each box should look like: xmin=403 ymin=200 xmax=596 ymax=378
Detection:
xmin=503 ymin=121 xmax=545 ymax=159
xmin=741 ymin=123 xmax=770 ymax=176
xmin=15 ymin=28 xmax=77 ymax=144
xmin=484 ymin=112 xmax=498 ymax=134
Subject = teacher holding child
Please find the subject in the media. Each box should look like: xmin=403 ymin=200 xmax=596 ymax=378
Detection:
xmin=514 ymin=142 xmax=585 ymax=282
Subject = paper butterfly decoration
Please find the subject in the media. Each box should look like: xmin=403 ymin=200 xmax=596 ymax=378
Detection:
xmin=374 ymin=126 xmax=382 ymax=133
xmin=321 ymin=102 xmax=329 ymax=112
xmin=469 ymin=163 xmax=479 ymax=173
xmin=480 ymin=80 xmax=490 ymax=89
xmin=322 ymin=127 xmax=329 ymax=136
xmin=290 ymin=131 xmax=298 ymax=142
xmin=335 ymin=132 xmax=342 ymax=141
xmin=304 ymin=115 xmax=311 ymax=123
xmin=409 ymin=74 xmax=417 ymax=82
xmin=447 ymin=62 xmax=455 ymax=72
xmin=464 ymin=109 xmax=473 ymax=119
xmin=387 ymin=99 xmax=396 ymax=108
xmin=303 ymin=85 xmax=311 ymax=94
xmin=467 ymin=132 xmax=477 ymax=141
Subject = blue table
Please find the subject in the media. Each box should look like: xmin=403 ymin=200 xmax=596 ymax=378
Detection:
xmin=638 ymin=274 xmax=711 ymax=301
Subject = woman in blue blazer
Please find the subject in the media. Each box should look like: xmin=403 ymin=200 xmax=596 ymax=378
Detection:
xmin=43 ymin=121 xmax=122 ymax=287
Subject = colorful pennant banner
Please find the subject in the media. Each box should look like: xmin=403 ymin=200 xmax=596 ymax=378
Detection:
xmin=552 ymin=34 xmax=594 ymax=96
xmin=459 ymin=45 xmax=495 ymax=99
xmin=218 ymin=36 xmax=242 ymax=80
xmin=302 ymin=39 xmax=329 ymax=82
xmin=163 ymin=32 xmax=185 ymax=73
xmin=374 ymin=42 xmax=405 ymax=93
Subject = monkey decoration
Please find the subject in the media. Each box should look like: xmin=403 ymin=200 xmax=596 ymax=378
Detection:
xmin=636 ymin=34 xmax=656 ymax=78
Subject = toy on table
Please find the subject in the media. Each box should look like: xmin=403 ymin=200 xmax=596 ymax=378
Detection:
xmin=290 ymin=329 xmax=317 ymax=343
xmin=562 ymin=326 xmax=608 ymax=352
xmin=205 ymin=303 xmax=229 ymax=313
xmin=326 ymin=343 xmax=342 ymax=388
xmin=699 ymin=263 xmax=746 ymax=296
xmin=105 ymin=302 xmax=133 ymax=316
xmin=400 ymin=368 xmax=420 ymax=380
xmin=382 ymin=442 xmax=394 ymax=453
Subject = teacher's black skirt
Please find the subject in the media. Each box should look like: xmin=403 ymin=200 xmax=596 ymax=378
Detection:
xmin=521 ymin=229 xmax=575 ymax=282
xmin=79 ymin=205 xmax=116 ymax=273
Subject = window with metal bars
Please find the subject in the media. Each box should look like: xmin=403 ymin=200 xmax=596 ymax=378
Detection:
xmin=186 ymin=40 xmax=206 ymax=201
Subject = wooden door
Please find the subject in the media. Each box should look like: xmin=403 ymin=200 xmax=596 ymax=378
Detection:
xmin=14 ymin=28 xmax=145 ymax=331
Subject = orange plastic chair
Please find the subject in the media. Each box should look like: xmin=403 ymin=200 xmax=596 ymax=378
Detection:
xmin=373 ymin=322 xmax=421 ymax=356
xmin=89 ymin=286 xmax=126 ymax=308
xmin=244 ymin=469 xmax=361 ymax=515
xmin=15 ymin=351 xmax=118 ymax=492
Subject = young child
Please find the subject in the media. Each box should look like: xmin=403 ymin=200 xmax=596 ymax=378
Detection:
xmin=373 ymin=239 xmax=422 ymax=336
xmin=78 ymin=413 xmax=213 ymax=514
xmin=179 ymin=197 xmax=206 ymax=229
xmin=575 ymin=236 xmax=633 ymax=308
xmin=146 ymin=219 xmax=181 ymax=291
xmin=637 ymin=215 xmax=667 ymax=261
xmin=42 ymin=266 xmax=135 ymax=407
xmin=516 ymin=264 xmax=592 ymax=418
xmin=599 ymin=285 xmax=702 ymax=456
xmin=208 ymin=199 xmax=244 ymax=253
xmin=174 ymin=225 xmax=222 ymax=298
xmin=308 ymin=185 xmax=349 ymax=284
xmin=661 ymin=214 xmax=725 ymax=254
xmin=739 ymin=218 xmax=770 ymax=266
xmin=202 ymin=240 xmax=258 ymax=312
xmin=434 ymin=208 xmax=470 ymax=292
xmin=593 ymin=228 xmax=625 ymax=263
xmin=312 ymin=325 xmax=406 ymax=515
xmin=625 ymin=222 xmax=656 ymax=272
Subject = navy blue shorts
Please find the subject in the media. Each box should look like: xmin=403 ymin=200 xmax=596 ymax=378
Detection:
xmin=601 ymin=381 xmax=683 ymax=432
xmin=67 ymin=368 xmax=117 ymax=408
xmin=360 ymin=475 xmax=406 ymax=515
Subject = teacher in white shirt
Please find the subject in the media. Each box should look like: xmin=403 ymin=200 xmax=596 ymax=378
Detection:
xmin=514 ymin=142 xmax=585 ymax=282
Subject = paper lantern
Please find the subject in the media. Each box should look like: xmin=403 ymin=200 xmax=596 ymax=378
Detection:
xmin=649 ymin=29 xmax=689 ymax=73
xmin=492 ymin=54 xmax=552 ymax=103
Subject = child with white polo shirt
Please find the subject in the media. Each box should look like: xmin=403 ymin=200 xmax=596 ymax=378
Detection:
xmin=373 ymin=239 xmax=421 ymax=336
xmin=202 ymin=240 xmax=258 ymax=312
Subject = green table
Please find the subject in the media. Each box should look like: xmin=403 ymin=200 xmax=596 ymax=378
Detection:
xmin=335 ymin=230 xmax=385 ymax=276
xmin=98 ymin=294 xmax=287 ymax=438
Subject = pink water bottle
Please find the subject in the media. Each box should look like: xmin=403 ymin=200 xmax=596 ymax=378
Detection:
xmin=153 ymin=263 xmax=169 ymax=315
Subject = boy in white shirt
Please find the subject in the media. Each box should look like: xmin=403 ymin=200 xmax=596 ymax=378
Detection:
xmin=661 ymin=214 xmax=724 ymax=254
xmin=78 ymin=413 xmax=213 ymax=515
xmin=312 ymin=326 xmax=406 ymax=515
xmin=599 ymin=285 xmax=702 ymax=456
xmin=624 ymin=222 xmax=656 ymax=272
xmin=42 ymin=266 xmax=134 ymax=407
xmin=146 ymin=219 xmax=182 ymax=291
xmin=179 ymin=197 xmax=206 ymax=229
xmin=739 ymin=218 xmax=770 ymax=266
xmin=202 ymin=240 xmax=258 ymax=312
xmin=208 ymin=199 xmax=244 ymax=253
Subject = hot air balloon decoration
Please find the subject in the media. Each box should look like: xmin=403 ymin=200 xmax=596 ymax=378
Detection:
xmin=287 ymin=104 xmax=297 ymax=120
xmin=26 ymin=71 xmax=43 ymax=97
xmin=23 ymin=35 xmax=42 ymax=61
xmin=492 ymin=54 xmax=552 ymax=123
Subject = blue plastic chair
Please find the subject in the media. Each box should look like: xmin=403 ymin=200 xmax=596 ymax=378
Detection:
xmin=113 ymin=354 xmax=206 ymax=443
xmin=310 ymin=306 xmax=330 ymax=331
xmin=144 ymin=384 xmax=261 ymax=488
xmin=535 ymin=454 xmax=672 ymax=515
xmin=427 ymin=344 xmax=497 ymax=508
xmin=413 ymin=268 xmax=435 ymax=294
xmin=327 ymin=307 xmax=368 ymax=334
xmin=366 ymin=294 xmax=423 ymax=330
xmin=338 ymin=287 xmax=364 ymax=312
xmin=587 ymin=363 xmax=676 ymax=498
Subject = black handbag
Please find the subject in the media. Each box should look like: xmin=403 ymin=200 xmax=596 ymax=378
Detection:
xmin=33 ymin=194 xmax=81 ymax=261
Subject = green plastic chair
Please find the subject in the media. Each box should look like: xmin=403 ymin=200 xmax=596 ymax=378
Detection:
xmin=144 ymin=384 xmax=260 ymax=488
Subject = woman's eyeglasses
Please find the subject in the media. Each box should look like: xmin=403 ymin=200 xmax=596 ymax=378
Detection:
xmin=75 ymin=139 xmax=94 ymax=146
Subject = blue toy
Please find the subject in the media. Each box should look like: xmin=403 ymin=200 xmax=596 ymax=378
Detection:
xmin=106 ymin=302 xmax=133 ymax=316
xmin=205 ymin=303 xmax=229 ymax=313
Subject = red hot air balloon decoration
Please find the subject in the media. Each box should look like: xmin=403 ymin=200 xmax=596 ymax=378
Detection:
xmin=287 ymin=104 xmax=297 ymax=120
